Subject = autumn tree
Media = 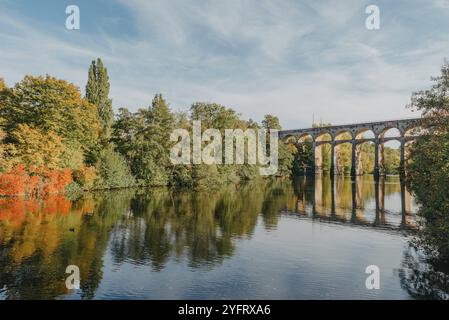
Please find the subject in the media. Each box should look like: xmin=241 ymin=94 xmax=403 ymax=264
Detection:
xmin=0 ymin=75 xmax=100 ymax=167
xmin=0 ymin=78 xmax=6 ymax=91
xmin=7 ymin=124 xmax=64 ymax=169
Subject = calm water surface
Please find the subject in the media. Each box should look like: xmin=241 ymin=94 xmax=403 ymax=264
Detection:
xmin=0 ymin=176 xmax=428 ymax=299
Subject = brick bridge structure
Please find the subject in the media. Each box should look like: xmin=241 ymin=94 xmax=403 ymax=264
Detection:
xmin=279 ymin=118 xmax=422 ymax=178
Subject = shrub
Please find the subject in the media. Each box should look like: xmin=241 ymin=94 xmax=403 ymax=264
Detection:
xmin=94 ymin=145 xmax=135 ymax=189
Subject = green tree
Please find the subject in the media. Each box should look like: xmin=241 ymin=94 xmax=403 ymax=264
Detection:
xmin=262 ymin=114 xmax=281 ymax=131
xmin=94 ymin=144 xmax=135 ymax=189
xmin=262 ymin=114 xmax=293 ymax=177
xmin=407 ymin=61 xmax=449 ymax=261
xmin=86 ymin=58 xmax=113 ymax=142
xmin=292 ymin=138 xmax=313 ymax=175
xmin=191 ymin=102 xmax=244 ymax=130
xmin=383 ymin=147 xmax=400 ymax=174
xmin=113 ymin=94 xmax=175 ymax=186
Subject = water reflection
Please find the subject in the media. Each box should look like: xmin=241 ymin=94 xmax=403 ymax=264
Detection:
xmin=0 ymin=177 xmax=420 ymax=299
xmin=399 ymin=245 xmax=449 ymax=300
xmin=293 ymin=176 xmax=417 ymax=229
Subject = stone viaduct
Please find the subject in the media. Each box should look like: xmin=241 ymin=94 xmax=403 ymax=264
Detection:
xmin=279 ymin=118 xmax=422 ymax=178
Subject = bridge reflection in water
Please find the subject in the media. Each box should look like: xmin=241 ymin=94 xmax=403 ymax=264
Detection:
xmin=290 ymin=175 xmax=417 ymax=230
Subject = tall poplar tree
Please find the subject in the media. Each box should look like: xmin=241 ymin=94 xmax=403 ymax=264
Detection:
xmin=86 ymin=58 xmax=113 ymax=142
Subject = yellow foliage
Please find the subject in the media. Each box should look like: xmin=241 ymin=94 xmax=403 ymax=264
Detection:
xmin=7 ymin=124 xmax=65 ymax=169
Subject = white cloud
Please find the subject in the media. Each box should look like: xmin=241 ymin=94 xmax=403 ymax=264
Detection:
xmin=1 ymin=0 xmax=448 ymax=129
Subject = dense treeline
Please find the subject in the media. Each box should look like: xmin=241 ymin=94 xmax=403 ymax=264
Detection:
xmin=0 ymin=58 xmax=293 ymax=196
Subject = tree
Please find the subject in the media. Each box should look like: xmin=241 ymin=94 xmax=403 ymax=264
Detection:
xmin=86 ymin=58 xmax=113 ymax=142
xmin=383 ymin=146 xmax=400 ymax=174
xmin=0 ymin=75 xmax=100 ymax=165
xmin=407 ymin=61 xmax=449 ymax=261
xmin=7 ymin=124 xmax=65 ymax=169
xmin=292 ymin=138 xmax=313 ymax=175
xmin=0 ymin=129 xmax=8 ymax=172
xmin=262 ymin=114 xmax=281 ymax=131
xmin=113 ymin=94 xmax=175 ymax=186
xmin=262 ymin=114 xmax=293 ymax=177
xmin=0 ymin=78 xmax=6 ymax=91
xmin=191 ymin=102 xmax=244 ymax=130
xmin=94 ymin=144 xmax=135 ymax=189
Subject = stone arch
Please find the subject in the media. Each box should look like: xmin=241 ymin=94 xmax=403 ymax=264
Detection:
xmin=282 ymin=134 xmax=297 ymax=143
xmin=315 ymin=131 xmax=332 ymax=142
xmin=355 ymin=128 xmax=376 ymax=139
xmin=297 ymin=132 xmax=314 ymax=143
xmin=379 ymin=127 xmax=402 ymax=139
xmin=334 ymin=130 xmax=353 ymax=141
xmin=404 ymin=125 xmax=426 ymax=137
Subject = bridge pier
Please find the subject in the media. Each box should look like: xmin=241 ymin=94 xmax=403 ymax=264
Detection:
xmin=311 ymin=141 xmax=316 ymax=175
xmin=330 ymin=142 xmax=335 ymax=176
xmin=373 ymin=140 xmax=380 ymax=179
xmin=399 ymin=138 xmax=405 ymax=179
xmin=350 ymin=140 xmax=356 ymax=178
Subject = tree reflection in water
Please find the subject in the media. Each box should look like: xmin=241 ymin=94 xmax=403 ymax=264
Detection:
xmin=0 ymin=176 xmax=443 ymax=300
xmin=399 ymin=245 xmax=449 ymax=300
xmin=399 ymin=207 xmax=449 ymax=299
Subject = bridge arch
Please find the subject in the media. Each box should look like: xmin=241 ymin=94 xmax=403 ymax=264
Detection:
xmin=297 ymin=133 xmax=314 ymax=143
xmin=334 ymin=130 xmax=353 ymax=141
xmin=282 ymin=134 xmax=298 ymax=144
xmin=404 ymin=125 xmax=426 ymax=137
xmin=315 ymin=132 xmax=332 ymax=142
xmin=379 ymin=127 xmax=403 ymax=139
xmin=355 ymin=128 xmax=376 ymax=140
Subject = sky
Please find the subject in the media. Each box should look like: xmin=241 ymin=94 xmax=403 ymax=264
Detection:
xmin=1 ymin=0 xmax=449 ymax=129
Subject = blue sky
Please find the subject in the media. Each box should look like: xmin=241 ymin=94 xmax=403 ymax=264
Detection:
xmin=1 ymin=0 xmax=449 ymax=129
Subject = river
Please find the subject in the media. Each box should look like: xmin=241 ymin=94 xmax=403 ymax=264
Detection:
xmin=0 ymin=176 xmax=431 ymax=299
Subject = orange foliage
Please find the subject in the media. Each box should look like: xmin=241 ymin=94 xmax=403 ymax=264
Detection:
xmin=0 ymin=165 xmax=73 ymax=197
xmin=0 ymin=164 xmax=27 ymax=196
xmin=42 ymin=195 xmax=72 ymax=216
xmin=0 ymin=199 xmax=26 ymax=229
